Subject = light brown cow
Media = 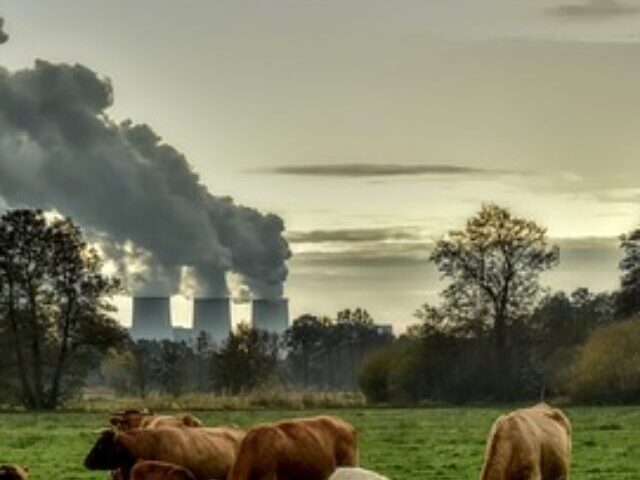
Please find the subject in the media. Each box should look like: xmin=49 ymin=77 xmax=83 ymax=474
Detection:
xmin=130 ymin=461 xmax=196 ymax=480
xmin=85 ymin=426 xmax=244 ymax=480
xmin=110 ymin=410 xmax=203 ymax=431
xmin=227 ymin=415 xmax=358 ymax=480
xmin=0 ymin=465 xmax=29 ymax=480
xmin=479 ymin=403 xmax=571 ymax=480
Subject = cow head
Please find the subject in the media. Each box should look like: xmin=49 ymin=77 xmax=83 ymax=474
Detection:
xmin=109 ymin=409 xmax=153 ymax=431
xmin=0 ymin=465 xmax=29 ymax=480
xmin=84 ymin=430 xmax=133 ymax=471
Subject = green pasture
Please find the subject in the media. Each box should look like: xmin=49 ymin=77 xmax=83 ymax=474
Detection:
xmin=0 ymin=407 xmax=638 ymax=480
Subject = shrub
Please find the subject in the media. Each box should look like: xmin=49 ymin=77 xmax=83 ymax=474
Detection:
xmin=565 ymin=316 xmax=640 ymax=403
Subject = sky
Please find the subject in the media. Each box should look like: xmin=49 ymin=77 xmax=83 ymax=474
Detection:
xmin=0 ymin=0 xmax=639 ymax=331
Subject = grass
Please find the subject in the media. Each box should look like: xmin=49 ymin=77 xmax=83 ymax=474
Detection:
xmin=65 ymin=389 xmax=367 ymax=411
xmin=0 ymin=407 xmax=639 ymax=480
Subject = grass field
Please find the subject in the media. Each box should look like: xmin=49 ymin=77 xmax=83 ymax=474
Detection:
xmin=0 ymin=407 xmax=638 ymax=480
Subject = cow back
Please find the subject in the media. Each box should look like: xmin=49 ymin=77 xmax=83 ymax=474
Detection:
xmin=117 ymin=426 xmax=244 ymax=480
xmin=229 ymin=415 xmax=357 ymax=480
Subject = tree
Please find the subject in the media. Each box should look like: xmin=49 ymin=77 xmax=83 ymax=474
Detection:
xmin=101 ymin=348 xmax=138 ymax=396
xmin=154 ymin=340 xmax=194 ymax=397
xmin=616 ymin=228 xmax=640 ymax=319
xmin=334 ymin=308 xmax=393 ymax=388
xmin=428 ymin=204 xmax=559 ymax=369
xmin=194 ymin=331 xmax=214 ymax=392
xmin=529 ymin=288 xmax=616 ymax=396
xmin=565 ymin=316 xmax=640 ymax=403
xmin=211 ymin=323 xmax=281 ymax=394
xmin=129 ymin=340 xmax=160 ymax=398
xmin=0 ymin=209 xmax=126 ymax=408
xmin=284 ymin=314 xmax=325 ymax=388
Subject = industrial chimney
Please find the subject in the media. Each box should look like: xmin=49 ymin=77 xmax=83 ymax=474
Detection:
xmin=251 ymin=298 xmax=289 ymax=334
xmin=192 ymin=297 xmax=232 ymax=345
xmin=130 ymin=297 xmax=173 ymax=341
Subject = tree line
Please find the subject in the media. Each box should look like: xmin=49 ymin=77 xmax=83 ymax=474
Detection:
xmin=101 ymin=309 xmax=393 ymax=398
xmin=359 ymin=204 xmax=640 ymax=404
xmin=1 ymin=205 xmax=639 ymax=408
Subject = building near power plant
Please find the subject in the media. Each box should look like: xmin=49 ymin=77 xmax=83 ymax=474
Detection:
xmin=129 ymin=296 xmax=289 ymax=343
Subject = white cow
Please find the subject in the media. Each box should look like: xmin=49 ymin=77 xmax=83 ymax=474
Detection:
xmin=329 ymin=468 xmax=391 ymax=480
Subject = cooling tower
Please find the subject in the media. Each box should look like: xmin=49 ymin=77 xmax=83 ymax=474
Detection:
xmin=193 ymin=297 xmax=232 ymax=344
xmin=251 ymin=298 xmax=289 ymax=334
xmin=130 ymin=297 xmax=173 ymax=341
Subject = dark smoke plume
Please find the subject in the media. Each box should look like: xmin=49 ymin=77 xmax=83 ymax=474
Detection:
xmin=0 ymin=58 xmax=290 ymax=298
xmin=0 ymin=18 xmax=8 ymax=45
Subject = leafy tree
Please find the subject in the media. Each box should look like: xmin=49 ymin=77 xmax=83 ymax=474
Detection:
xmin=616 ymin=228 xmax=640 ymax=319
xmin=212 ymin=323 xmax=281 ymax=394
xmin=194 ymin=331 xmax=214 ymax=392
xmin=334 ymin=308 xmax=393 ymax=388
xmin=428 ymin=204 xmax=559 ymax=364
xmin=0 ymin=209 xmax=126 ymax=409
xmin=284 ymin=314 xmax=325 ymax=388
xmin=528 ymin=288 xmax=616 ymax=397
xmin=101 ymin=348 xmax=138 ymax=395
xmin=129 ymin=340 xmax=160 ymax=398
xmin=565 ymin=316 xmax=640 ymax=403
xmin=154 ymin=340 xmax=194 ymax=397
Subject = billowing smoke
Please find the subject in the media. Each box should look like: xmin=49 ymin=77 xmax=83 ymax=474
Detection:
xmin=0 ymin=18 xmax=8 ymax=45
xmin=0 ymin=28 xmax=290 ymax=298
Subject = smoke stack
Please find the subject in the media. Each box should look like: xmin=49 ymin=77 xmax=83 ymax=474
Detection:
xmin=131 ymin=297 xmax=173 ymax=341
xmin=193 ymin=297 xmax=232 ymax=344
xmin=251 ymin=298 xmax=289 ymax=334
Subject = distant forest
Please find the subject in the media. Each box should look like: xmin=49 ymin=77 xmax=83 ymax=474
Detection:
xmin=0 ymin=205 xmax=639 ymax=409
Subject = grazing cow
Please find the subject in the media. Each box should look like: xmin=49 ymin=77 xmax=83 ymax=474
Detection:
xmin=479 ymin=403 xmax=571 ymax=480
xmin=85 ymin=426 xmax=244 ymax=480
xmin=110 ymin=410 xmax=203 ymax=431
xmin=228 ymin=415 xmax=358 ymax=480
xmin=328 ymin=468 xmax=390 ymax=480
xmin=0 ymin=465 xmax=29 ymax=480
xmin=130 ymin=461 xmax=197 ymax=480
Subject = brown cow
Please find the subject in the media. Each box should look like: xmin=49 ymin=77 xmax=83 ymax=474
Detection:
xmin=130 ymin=461 xmax=197 ymax=480
xmin=110 ymin=410 xmax=203 ymax=431
xmin=479 ymin=403 xmax=571 ymax=480
xmin=227 ymin=415 xmax=358 ymax=480
xmin=85 ymin=426 xmax=244 ymax=480
xmin=0 ymin=465 xmax=29 ymax=480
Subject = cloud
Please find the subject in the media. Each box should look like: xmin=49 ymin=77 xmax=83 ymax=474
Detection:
xmin=293 ymin=243 xmax=431 ymax=268
xmin=0 ymin=18 xmax=8 ymax=45
xmin=592 ymin=187 xmax=640 ymax=204
xmin=547 ymin=0 xmax=640 ymax=20
xmin=287 ymin=227 xmax=423 ymax=244
xmin=249 ymin=163 xmax=510 ymax=178
xmin=553 ymin=236 xmax=619 ymax=250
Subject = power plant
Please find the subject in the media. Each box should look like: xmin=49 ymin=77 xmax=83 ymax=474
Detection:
xmin=129 ymin=296 xmax=289 ymax=344
xmin=251 ymin=298 xmax=289 ymax=335
xmin=193 ymin=297 xmax=232 ymax=344
xmin=130 ymin=297 xmax=173 ymax=341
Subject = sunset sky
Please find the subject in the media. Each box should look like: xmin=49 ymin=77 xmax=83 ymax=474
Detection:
xmin=1 ymin=0 xmax=639 ymax=331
